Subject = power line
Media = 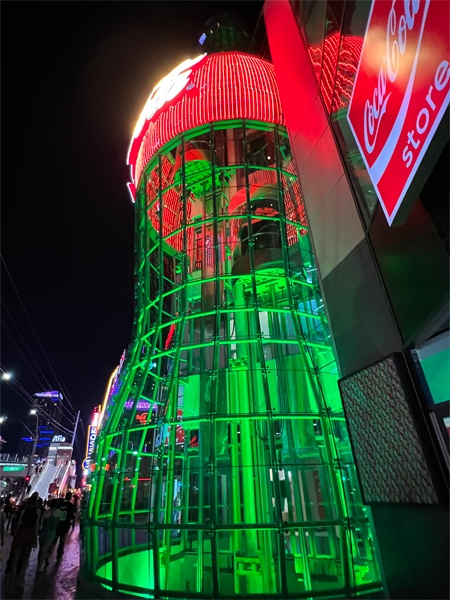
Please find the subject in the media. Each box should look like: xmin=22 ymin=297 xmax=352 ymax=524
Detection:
xmin=78 ymin=419 xmax=86 ymax=439
xmin=1 ymin=300 xmax=55 ymax=391
xmin=1 ymin=302 xmax=78 ymax=420
xmin=3 ymin=367 xmax=78 ymax=428
xmin=4 ymin=381 xmax=74 ymax=436
xmin=1 ymin=253 xmax=78 ymax=416
xmin=1 ymin=371 xmax=78 ymax=438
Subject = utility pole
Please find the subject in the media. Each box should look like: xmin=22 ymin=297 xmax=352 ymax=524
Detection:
xmin=71 ymin=411 xmax=80 ymax=447
xmin=19 ymin=409 xmax=39 ymax=503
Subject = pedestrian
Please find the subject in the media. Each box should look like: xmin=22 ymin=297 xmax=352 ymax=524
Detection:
xmin=47 ymin=492 xmax=75 ymax=563
xmin=10 ymin=503 xmax=20 ymax=534
xmin=71 ymin=495 xmax=79 ymax=532
xmin=6 ymin=492 xmax=41 ymax=580
xmin=7 ymin=497 xmax=32 ymax=572
xmin=37 ymin=499 xmax=62 ymax=572
xmin=3 ymin=494 xmax=13 ymax=531
xmin=0 ymin=499 xmax=6 ymax=563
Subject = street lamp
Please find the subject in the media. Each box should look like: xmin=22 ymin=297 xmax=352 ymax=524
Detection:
xmin=1 ymin=373 xmax=12 ymax=381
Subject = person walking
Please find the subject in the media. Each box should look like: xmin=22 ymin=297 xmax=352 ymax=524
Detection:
xmin=47 ymin=492 xmax=75 ymax=563
xmin=3 ymin=495 xmax=12 ymax=531
xmin=10 ymin=502 xmax=20 ymax=535
xmin=6 ymin=492 xmax=41 ymax=580
xmin=37 ymin=499 xmax=61 ymax=572
xmin=71 ymin=495 xmax=79 ymax=532
xmin=0 ymin=500 xmax=6 ymax=568
xmin=4 ymin=498 xmax=25 ymax=573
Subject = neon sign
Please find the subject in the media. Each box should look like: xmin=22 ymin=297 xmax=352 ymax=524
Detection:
xmin=52 ymin=435 xmax=66 ymax=443
xmin=125 ymin=400 xmax=153 ymax=410
xmin=129 ymin=54 xmax=206 ymax=150
xmin=34 ymin=391 xmax=62 ymax=400
xmin=347 ymin=0 xmax=450 ymax=225
xmin=127 ymin=52 xmax=285 ymax=201
xmin=135 ymin=412 xmax=149 ymax=426
xmin=83 ymin=426 xmax=97 ymax=468
xmin=83 ymin=408 xmax=100 ymax=471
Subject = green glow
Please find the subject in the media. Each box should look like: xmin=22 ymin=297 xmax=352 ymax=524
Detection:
xmin=83 ymin=122 xmax=382 ymax=598
xmin=420 ymin=349 xmax=450 ymax=404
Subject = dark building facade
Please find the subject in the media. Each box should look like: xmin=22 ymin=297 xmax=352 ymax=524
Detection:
xmin=264 ymin=1 xmax=449 ymax=598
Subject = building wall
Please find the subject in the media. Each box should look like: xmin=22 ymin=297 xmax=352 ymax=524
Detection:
xmin=264 ymin=1 xmax=449 ymax=597
xmin=263 ymin=0 xmax=403 ymax=379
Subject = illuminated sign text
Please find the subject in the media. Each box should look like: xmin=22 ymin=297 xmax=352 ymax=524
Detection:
xmin=347 ymin=0 xmax=450 ymax=225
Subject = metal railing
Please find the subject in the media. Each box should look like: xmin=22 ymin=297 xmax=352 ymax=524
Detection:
xmin=0 ymin=453 xmax=29 ymax=463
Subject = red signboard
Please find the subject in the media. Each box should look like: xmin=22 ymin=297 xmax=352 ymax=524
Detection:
xmin=347 ymin=0 xmax=450 ymax=225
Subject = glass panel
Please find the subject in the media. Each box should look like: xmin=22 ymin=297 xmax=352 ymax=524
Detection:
xmin=301 ymin=0 xmax=328 ymax=82
xmin=93 ymin=526 xmax=111 ymax=585
xmin=217 ymin=529 xmax=281 ymax=595
xmin=159 ymin=530 xmax=213 ymax=594
xmin=116 ymin=528 xmax=154 ymax=591
xmin=330 ymin=1 xmax=376 ymax=224
xmin=85 ymin=123 xmax=383 ymax=598
xmin=350 ymin=523 xmax=383 ymax=591
xmin=320 ymin=2 xmax=345 ymax=113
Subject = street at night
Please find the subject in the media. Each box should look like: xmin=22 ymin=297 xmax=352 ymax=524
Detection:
xmin=1 ymin=1 xmax=449 ymax=600
xmin=1 ymin=525 xmax=85 ymax=600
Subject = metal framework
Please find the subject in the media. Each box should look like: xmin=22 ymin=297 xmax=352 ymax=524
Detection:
xmin=82 ymin=115 xmax=382 ymax=598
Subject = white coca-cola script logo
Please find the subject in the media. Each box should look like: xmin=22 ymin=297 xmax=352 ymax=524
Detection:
xmin=132 ymin=54 xmax=205 ymax=140
xmin=363 ymin=0 xmax=428 ymax=156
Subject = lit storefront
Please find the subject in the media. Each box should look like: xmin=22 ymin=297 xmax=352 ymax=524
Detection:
xmin=264 ymin=1 xmax=449 ymax=598
xmin=81 ymin=51 xmax=384 ymax=598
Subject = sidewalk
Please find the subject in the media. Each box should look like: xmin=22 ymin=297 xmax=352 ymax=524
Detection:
xmin=1 ymin=525 xmax=92 ymax=600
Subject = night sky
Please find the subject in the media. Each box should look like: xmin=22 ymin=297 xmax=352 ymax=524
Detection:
xmin=1 ymin=1 xmax=263 ymax=471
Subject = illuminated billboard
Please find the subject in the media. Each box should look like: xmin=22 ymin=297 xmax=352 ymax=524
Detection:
xmin=34 ymin=390 xmax=62 ymax=400
xmin=82 ymin=407 xmax=100 ymax=472
xmin=347 ymin=0 xmax=450 ymax=225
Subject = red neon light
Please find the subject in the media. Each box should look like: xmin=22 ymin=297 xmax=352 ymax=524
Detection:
xmin=308 ymin=33 xmax=363 ymax=114
xmin=135 ymin=412 xmax=149 ymax=426
xmin=165 ymin=322 xmax=176 ymax=350
xmin=147 ymin=155 xmax=194 ymax=252
xmin=128 ymin=52 xmax=285 ymax=194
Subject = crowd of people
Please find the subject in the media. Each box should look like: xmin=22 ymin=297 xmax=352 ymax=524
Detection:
xmin=0 ymin=490 xmax=80 ymax=582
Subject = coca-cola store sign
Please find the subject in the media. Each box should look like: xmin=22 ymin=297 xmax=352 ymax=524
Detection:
xmin=347 ymin=0 xmax=449 ymax=225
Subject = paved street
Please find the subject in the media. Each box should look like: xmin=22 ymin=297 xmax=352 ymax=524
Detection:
xmin=1 ymin=525 xmax=91 ymax=600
